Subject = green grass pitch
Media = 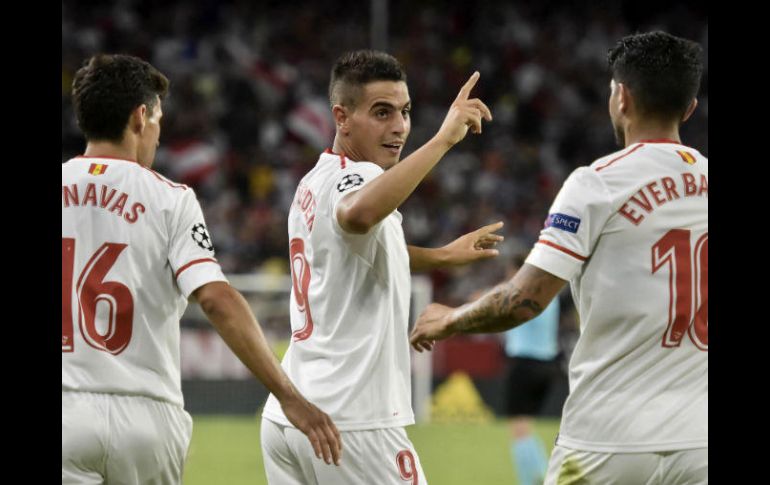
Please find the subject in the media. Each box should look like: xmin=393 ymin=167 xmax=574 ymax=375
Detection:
xmin=184 ymin=415 xmax=560 ymax=484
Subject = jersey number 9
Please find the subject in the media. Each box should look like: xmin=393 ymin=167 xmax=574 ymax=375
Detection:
xmin=290 ymin=238 xmax=314 ymax=342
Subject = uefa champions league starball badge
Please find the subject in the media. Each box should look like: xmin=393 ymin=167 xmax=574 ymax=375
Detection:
xmin=337 ymin=174 xmax=364 ymax=192
xmin=191 ymin=223 xmax=214 ymax=251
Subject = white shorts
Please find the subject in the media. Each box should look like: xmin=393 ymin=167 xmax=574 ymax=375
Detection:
xmin=261 ymin=418 xmax=427 ymax=485
xmin=62 ymin=391 xmax=193 ymax=485
xmin=544 ymin=444 xmax=708 ymax=485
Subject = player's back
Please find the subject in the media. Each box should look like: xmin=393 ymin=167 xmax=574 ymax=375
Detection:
xmin=262 ymin=150 xmax=414 ymax=431
xmin=531 ymin=140 xmax=707 ymax=452
xmin=62 ymin=156 xmax=216 ymax=406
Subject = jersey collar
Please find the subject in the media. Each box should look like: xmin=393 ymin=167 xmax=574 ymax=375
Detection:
xmin=637 ymin=139 xmax=683 ymax=145
xmin=76 ymin=155 xmax=139 ymax=164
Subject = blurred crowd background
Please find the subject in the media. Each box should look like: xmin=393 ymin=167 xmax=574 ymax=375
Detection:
xmin=62 ymin=0 xmax=708 ymax=308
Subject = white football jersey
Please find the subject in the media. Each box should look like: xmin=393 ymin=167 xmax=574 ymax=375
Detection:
xmin=526 ymin=140 xmax=708 ymax=452
xmin=62 ymin=156 xmax=228 ymax=407
xmin=262 ymin=150 xmax=414 ymax=431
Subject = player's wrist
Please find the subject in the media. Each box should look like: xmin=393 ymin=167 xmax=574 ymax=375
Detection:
xmin=429 ymin=132 xmax=456 ymax=152
xmin=444 ymin=308 xmax=462 ymax=337
xmin=433 ymin=246 xmax=452 ymax=267
xmin=272 ymin=378 xmax=301 ymax=404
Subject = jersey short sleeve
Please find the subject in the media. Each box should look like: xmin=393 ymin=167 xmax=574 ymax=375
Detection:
xmin=526 ymin=167 xmax=613 ymax=281
xmin=328 ymin=162 xmax=385 ymax=235
xmin=168 ymin=189 xmax=228 ymax=297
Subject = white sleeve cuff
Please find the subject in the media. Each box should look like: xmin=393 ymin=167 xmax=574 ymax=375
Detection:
xmin=526 ymin=241 xmax=585 ymax=282
xmin=175 ymin=259 xmax=229 ymax=298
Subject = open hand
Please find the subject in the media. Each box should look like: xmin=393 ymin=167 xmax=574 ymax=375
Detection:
xmin=410 ymin=303 xmax=457 ymax=352
xmin=441 ymin=221 xmax=504 ymax=266
xmin=281 ymin=395 xmax=343 ymax=466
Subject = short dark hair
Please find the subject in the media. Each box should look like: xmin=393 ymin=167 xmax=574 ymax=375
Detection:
xmin=607 ymin=31 xmax=703 ymax=122
xmin=329 ymin=50 xmax=406 ymax=108
xmin=72 ymin=54 xmax=169 ymax=142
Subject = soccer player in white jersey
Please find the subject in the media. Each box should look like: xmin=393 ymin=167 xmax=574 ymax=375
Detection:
xmin=410 ymin=31 xmax=707 ymax=483
xmin=260 ymin=50 xmax=500 ymax=484
xmin=62 ymin=54 xmax=341 ymax=485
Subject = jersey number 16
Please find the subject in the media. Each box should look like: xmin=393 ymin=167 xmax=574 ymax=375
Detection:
xmin=62 ymin=238 xmax=134 ymax=355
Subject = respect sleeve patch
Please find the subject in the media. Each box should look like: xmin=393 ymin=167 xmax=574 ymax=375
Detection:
xmin=545 ymin=213 xmax=581 ymax=233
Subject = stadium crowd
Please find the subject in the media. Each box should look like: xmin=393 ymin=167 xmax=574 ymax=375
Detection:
xmin=62 ymin=0 xmax=708 ymax=306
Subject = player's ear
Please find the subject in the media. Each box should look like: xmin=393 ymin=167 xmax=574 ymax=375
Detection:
xmin=681 ymin=98 xmax=698 ymax=123
xmin=128 ymin=104 xmax=147 ymax=135
xmin=617 ymin=83 xmax=631 ymax=115
xmin=332 ymin=105 xmax=350 ymax=135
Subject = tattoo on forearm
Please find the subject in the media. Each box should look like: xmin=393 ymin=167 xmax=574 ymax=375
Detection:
xmin=453 ymin=279 xmax=545 ymax=334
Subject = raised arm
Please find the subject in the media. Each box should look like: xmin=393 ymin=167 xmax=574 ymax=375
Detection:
xmin=193 ymin=281 xmax=342 ymax=465
xmin=337 ymin=72 xmax=493 ymax=234
xmin=409 ymin=263 xmax=567 ymax=351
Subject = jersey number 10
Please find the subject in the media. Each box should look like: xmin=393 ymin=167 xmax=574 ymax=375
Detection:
xmin=62 ymin=238 xmax=134 ymax=355
xmin=652 ymin=229 xmax=707 ymax=351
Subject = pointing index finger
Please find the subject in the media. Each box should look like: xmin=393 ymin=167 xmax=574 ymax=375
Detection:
xmin=477 ymin=221 xmax=504 ymax=235
xmin=456 ymin=71 xmax=480 ymax=102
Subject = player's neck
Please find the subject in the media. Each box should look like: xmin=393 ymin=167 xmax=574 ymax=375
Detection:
xmin=624 ymin=120 xmax=681 ymax=147
xmin=84 ymin=140 xmax=141 ymax=165
xmin=331 ymin=136 xmax=380 ymax=168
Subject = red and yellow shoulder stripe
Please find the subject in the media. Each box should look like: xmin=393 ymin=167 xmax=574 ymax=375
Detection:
xmin=676 ymin=150 xmax=697 ymax=165
xmin=88 ymin=163 xmax=108 ymax=175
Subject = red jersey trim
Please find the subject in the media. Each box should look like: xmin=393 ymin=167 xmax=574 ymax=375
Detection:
xmin=638 ymin=139 xmax=683 ymax=145
xmin=595 ymin=144 xmax=644 ymax=172
xmin=537 ymin=239 xmax=588 ymax=261
xmin=77 ymin=155 xmax=139 ymax=163
xmin=323 ymin=148 xmax=347 ymax=169
xmin=640 ymin=139 xmax=699 ymax=153
xmin=175 ymin=258 xmax=218 ymax=279
xmin=142 ymin=167 xmax=188 ymax=190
